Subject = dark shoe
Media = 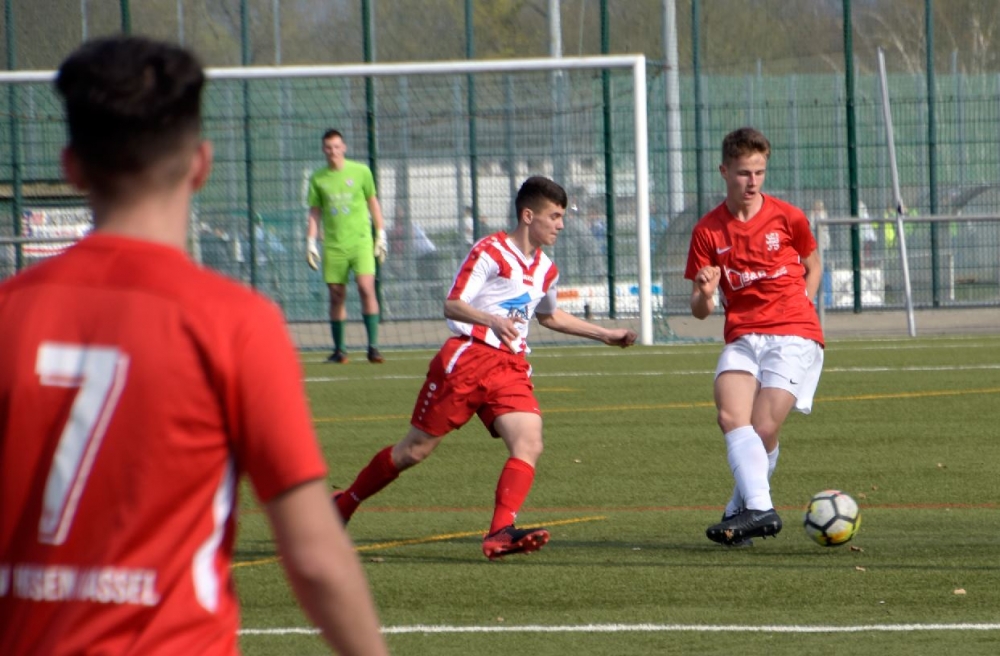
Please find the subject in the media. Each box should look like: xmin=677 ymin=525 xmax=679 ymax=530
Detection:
xmin=326 ymin=349 xmax=348 ymax=364
xmin=706 ymin=508 xmax=782 ymax=545
xmin=718 ymin=511 xmax=753 ymax=547
xmin=482 ymin=525 xmax=550 ymax=560
xmin=367 ymin=346 xmax=384 ymax=363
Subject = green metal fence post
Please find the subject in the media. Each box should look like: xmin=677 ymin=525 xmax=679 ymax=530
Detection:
xmin=465 ymin=0 xmax=480 ymax=243
xmin=362 ymin=0 xmax=383 ymax=313
xmin=601 ymin=0 xmax=616 ymax=318
xmin=692 ymin=0 xmax=704 ymax=219
xmin=241 ymin=0 xmax=258 ymax=288
xmin=120 ymin=0 xmax=131 ymax=34
xmin=843 ymin=0 xmax=862 ymax=313
xmin=5 ymin=0 xmax=23 ymax=271
xmin=926 ymin=0 xmax=940 ymax=307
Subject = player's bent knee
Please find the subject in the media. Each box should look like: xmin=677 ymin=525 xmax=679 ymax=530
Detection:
xmin=393 ymin=430 xmax=442 ymax=468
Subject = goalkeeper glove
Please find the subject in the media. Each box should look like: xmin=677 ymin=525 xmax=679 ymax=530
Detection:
xmin=307 ymin=237 xmax=321 ymax=271
xmin=374 ymin=228 xmax=388 ymax=265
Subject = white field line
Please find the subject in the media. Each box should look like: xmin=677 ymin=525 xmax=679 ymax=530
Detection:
xmin=305 ymin=362 xmax=1000 ymax=383
xmin=240 ymin=622 xmax=1000 ymax=637
xmin=300 ymin=338 xmax=1000 ymax=364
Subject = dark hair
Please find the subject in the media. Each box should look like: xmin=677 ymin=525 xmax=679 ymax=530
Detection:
xmin=721 ymin=127 xmax=771 ymax=164
xmin=322 ymin=129 xmax=344 ymax=142
xmin=55 ymin=36 xmax=205 ymax=199
xmin=515 ymin=176 xmax=567 ymax=219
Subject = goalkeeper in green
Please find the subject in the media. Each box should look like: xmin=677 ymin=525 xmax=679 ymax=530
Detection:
xmin=306 ymin=129 xmax=388 ymax=363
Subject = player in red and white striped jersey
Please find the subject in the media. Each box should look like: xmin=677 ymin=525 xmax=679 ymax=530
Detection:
xmin=334 ymin=176 xmax=637 ymax=559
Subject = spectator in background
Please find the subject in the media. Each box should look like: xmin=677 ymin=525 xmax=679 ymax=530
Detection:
xmin=387 ymin=204 xmax=411 ymax=279
xmin=462 ymin=205 xmax=475 ymax=248
xmin=859 ymin=200 xmax=878 ymax=266
xmin=809 ymin=199 xmax=833 ymax=308
xmin=588 ymin=208 xmax=607 ymax=255
xmin=462 ymin=205 xmax=491 ymax=248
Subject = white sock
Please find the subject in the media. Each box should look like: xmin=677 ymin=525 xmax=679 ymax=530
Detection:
xmin=726 ymin=443 xmax=780 ymax=515
xmin=725 ymin=425 xmax=772 ymax=511
xmin=767 ymin=444 xmax=780 ymax=478
xmin=723 ymin=485 xmax=743 ymax=518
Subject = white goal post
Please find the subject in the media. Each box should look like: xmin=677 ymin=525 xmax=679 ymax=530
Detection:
xmin=0 ymin=55 xmax=653 ymax=346
xmin=213 ymin=55 xmax=654 ymax=345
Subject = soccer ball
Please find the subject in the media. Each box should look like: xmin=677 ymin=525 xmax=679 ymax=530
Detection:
xmin=803 ymin=489 xmax=861 ymax=547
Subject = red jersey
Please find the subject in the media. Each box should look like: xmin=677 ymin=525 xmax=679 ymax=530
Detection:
xmin=0 ymin=234 xmax=328 ymax=655
xmin=684 ymin=195 xmax=824 ymax=346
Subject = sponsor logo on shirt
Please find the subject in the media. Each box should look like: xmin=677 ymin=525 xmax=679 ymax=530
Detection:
xmin=724 ymin=265 xmax=789 ymax=290
xmin=499 ymin=292 xmax=532 ymax=322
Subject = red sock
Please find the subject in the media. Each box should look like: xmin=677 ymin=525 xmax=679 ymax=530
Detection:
xmin=489 ymin=458 xmax=536 ymax=534
xmin=336 ymin=446 xmax=400 ymax=520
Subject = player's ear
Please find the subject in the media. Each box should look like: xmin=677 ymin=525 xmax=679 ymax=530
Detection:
xmin=61 ymin=146 xmax=89 ymax=192
xmin=190 ymin=140 xmax=213 ymax=192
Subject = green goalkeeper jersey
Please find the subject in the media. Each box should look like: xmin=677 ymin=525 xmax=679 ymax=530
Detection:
xmin=307 ymin=160 xmax=377 ymax=251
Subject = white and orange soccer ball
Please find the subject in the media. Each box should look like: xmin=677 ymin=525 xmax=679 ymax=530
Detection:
xmin=803 ymin=489 xmax=861 ymax=547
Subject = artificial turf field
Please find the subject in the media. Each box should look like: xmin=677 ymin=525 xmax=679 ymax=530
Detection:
xmin=235 ymin=335 xmax=1000 ymax=655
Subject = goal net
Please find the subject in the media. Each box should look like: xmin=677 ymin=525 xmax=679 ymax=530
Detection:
xmin=0 ymin=56 xmax=654 ymax=351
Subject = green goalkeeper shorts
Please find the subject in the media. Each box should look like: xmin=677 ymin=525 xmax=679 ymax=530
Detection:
xmin=323 ymin=240 xmax=376 ymax=284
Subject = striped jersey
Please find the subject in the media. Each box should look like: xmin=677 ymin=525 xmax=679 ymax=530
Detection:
xmin=446 ymin=231 xmax=559 ymax=355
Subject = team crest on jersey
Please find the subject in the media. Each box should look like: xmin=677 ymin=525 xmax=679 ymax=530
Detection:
xmin=766 ymin=232 xmax=780 ymax=251
xmin=346 ymin=179 xmax=354 ymax=186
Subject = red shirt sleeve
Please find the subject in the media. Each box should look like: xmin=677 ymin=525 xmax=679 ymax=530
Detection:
xmin=684 ymin=221 xmax=716 ymax=280
xmin=230 ymin=300 xmax=327 ymax=503
xmin=788 ymin=206 xmax=818 ymax=259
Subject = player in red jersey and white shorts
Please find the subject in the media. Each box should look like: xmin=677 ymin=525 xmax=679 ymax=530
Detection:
xmin=684 ymin=127 xmax=825 ymax=547
xmin=0 ymin=36 xmax=387 ymax=656
xmin=333 ymin=176 xmax=638 ymax=559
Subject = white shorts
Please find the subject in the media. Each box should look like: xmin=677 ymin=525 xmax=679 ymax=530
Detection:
xmin=715 ymin=334 xmax=824 ymax=414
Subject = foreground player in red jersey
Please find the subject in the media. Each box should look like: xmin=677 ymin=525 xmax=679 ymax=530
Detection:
xmin=334 ymin=176 xmax=638 ymax=559
xmin=0 ymin=36 xmax=388 ymax=656
xmin=684 ymin=127 xmax=825 ymax=547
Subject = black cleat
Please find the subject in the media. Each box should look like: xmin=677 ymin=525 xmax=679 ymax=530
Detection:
xmin=367 ymin=346 xmax=385 ymax=363
xmin=326 ymin=349 xmax=348 ymax=364
xmin=718 ymin=511 xmax=753 ymax=547
xmin=706 ymin=508 xmax=782 ymax=545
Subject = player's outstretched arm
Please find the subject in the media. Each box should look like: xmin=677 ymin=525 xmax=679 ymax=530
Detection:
xmin=535 ymin=309 xmax=637 ymax=347
xmin=266 ymin=479 xmax=389 ymax=656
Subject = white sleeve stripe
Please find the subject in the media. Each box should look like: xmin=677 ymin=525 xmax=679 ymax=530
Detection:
xmin=192 ymin=458 xmax=235 ymax=613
